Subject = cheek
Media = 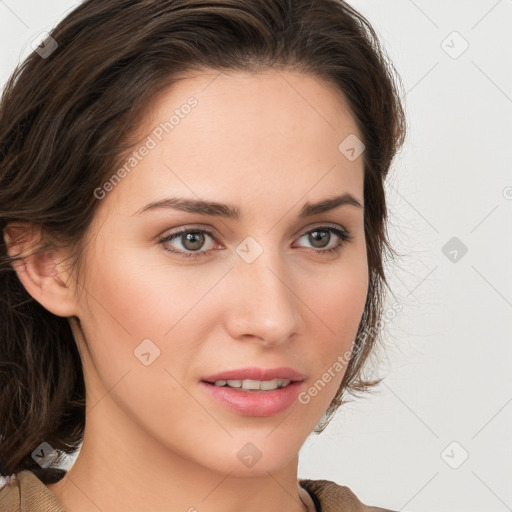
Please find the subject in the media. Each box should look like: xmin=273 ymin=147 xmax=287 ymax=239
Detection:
xmin=299 ymin=246 xmax=368 ymax=402
xmin=80 ymin=239 xmax=203 ymax=337
xmin=75 ymin=238 xmax=225 ymax=386
xmin=309 ymin=248 xmax=368 ymax=347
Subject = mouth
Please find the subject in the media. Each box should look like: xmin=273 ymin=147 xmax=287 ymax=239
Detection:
xmin=206 ymin=378 xmax=293 ymax=392
xmin=201 ymin=366 xmax=305 ymax=389
xmin=200 ymin=367 xmax=306 ymax=417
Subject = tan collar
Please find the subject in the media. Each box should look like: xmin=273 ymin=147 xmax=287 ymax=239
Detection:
xmin=298 ymin=482 xmax=318 ymax=511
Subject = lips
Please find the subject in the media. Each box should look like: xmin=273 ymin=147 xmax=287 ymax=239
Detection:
xmin=201 ymin=366 xmax=306 ymax=384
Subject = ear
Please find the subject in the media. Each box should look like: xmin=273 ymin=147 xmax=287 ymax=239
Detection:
xmin=3 ymin=221 xmax=79 ymax=318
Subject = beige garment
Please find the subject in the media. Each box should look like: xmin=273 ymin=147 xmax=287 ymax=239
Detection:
xmin=0 ymin=470 xmax=398 ymax=511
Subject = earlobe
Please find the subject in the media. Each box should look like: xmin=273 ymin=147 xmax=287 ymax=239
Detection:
xmin=3 ymin=222 xmax=79 ymax=318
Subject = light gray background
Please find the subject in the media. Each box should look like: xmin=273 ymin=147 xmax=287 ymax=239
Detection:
xmin=1 ymin=1 xmax=511 ymax=511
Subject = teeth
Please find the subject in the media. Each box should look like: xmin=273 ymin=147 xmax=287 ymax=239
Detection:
xmin=213 ymin=378 xmax=291 ymax=390
xmin=242 ymin=379 xmax=261 ymax=390
xmin=260 ymin=379 xmax=290 ymax=390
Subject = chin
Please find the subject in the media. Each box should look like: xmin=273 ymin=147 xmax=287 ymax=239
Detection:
xmin=206 ymin=431 xmax=304 ymax=476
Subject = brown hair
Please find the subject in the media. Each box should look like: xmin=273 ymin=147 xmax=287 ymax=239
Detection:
xmin=0 ymin=0 xmax=406 ymax=484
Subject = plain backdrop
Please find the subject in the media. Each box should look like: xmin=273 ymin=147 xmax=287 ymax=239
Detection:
xmin=1 ymin=1 xmax=511 ymax=511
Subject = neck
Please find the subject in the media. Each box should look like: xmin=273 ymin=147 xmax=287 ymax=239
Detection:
xmin=47 ymin=390 xmax=308 ymax=512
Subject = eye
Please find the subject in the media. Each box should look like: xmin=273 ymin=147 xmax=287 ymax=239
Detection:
xmin=158 ymin=227 xmax=218 ymax=258
xmin=294 ymin=225 xmax=352 ymax=254
xmin=158 ymin=224 xmax=352 ymax=259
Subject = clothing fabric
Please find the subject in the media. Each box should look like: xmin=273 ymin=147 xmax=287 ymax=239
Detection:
xmin=0 ymin=470 xmax=398 ymax=511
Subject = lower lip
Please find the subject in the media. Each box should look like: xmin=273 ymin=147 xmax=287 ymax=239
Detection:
xmin=200 ymin=381 xmax=303 ymax=417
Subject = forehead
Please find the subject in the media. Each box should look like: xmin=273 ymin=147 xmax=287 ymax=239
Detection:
xmin=99 ymin=69 xmax=365 ymax=219
xmin=142 ymin=68 xmax=361 ymax=142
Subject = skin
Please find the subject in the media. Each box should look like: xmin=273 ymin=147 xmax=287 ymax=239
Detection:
xmin=5 ymin=69 xmax=368 ymax=512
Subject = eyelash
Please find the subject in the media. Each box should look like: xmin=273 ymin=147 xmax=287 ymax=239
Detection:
xmin=158 ymin=224 xmax=352 ymax=259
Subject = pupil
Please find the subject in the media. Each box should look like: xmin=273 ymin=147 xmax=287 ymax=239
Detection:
xmin=309 ymin=230 xmax=329 ymax=248
xmin=183 ymin=232 xmax=204 ymax=251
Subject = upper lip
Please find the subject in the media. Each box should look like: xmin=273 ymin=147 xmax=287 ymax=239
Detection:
xmin=202 ymin=367 xmax=306 ymax=383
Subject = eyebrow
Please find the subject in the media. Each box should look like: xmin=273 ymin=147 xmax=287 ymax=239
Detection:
xmin=132 ymin=192 xmax=363 ymax=218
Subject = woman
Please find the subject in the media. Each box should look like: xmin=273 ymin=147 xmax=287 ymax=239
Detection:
xmin=0 ymin=0 xmax=406 ymax=510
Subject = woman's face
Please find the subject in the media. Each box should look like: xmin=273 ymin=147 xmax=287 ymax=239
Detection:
xmin=72 ymin=69 xmax=368 ymax=476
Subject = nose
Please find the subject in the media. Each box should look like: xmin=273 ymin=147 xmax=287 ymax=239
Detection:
xmin=223 ymin=250 xmax=303 ymax=347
